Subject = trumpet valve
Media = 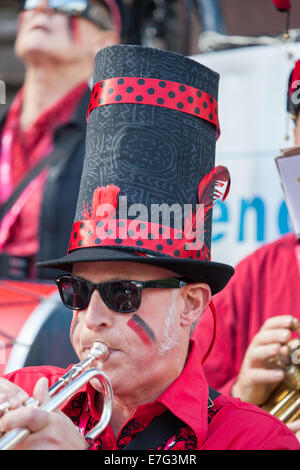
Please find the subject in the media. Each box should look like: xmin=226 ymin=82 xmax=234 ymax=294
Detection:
xmin=289 ymin=339 xmax=300 ymax=364
xmin=283 ymin=365 xmax=300 ymax=391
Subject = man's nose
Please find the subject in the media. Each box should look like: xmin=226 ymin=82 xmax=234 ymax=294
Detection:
xmin=84 ymin=289 xmax=114 ymax=332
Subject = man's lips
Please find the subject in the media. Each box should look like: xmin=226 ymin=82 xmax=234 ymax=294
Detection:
xmin=83 ymin=345 xmax=118 ymax=359
xmin=30 ymin=24 xmax=51 ymax=33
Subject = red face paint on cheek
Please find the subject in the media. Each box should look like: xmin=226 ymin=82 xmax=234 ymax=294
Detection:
xmin=127 ymin=314 xmax=156 ymax=346
xmin=70 ymin=16 xmax=81 ymax=43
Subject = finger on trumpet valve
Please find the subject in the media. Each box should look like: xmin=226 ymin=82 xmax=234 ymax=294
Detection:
xmin=0 ymin=396 xmax=39 ymax=418
xmin=270 ymin=318 xmax=300 ymax=368
xmin=25 ymin=396 xmax=39 ymax=408
xmin=267 ymin=355 xmax=288 ymax=369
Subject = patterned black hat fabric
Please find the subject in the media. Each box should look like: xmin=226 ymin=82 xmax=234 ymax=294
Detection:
xmin=38 ymin=45 xmax=234 ymax=294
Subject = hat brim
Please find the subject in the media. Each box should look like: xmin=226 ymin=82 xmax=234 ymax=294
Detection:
xmin=37 ymin=247 xmax=234 ymax=295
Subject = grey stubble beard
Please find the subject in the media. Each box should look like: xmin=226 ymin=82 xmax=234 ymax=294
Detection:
xmin=157 ymin=289 xmax=180 ymax=357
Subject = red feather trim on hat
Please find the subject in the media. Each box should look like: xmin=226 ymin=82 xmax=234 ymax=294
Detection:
xmin=289 ymin=59 xmax=300 ymax=97
xmin=271 ymin=0 xmax=291 ymax=12
xmin=184 ymin=166 xmax=230 ymax=251
xmin=82 ymin=185 xmax=120 ymax=220
xmin=197 ymin=165 xmax=231 ymax=210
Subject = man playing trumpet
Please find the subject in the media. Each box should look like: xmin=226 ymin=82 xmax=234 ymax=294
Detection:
xmin=0 ymin=45 xmax=299 ymax=450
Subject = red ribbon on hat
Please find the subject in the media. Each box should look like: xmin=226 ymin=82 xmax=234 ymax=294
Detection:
xmin=86 ymin=77 xmax=220 ymax=139
xmin=67 ymin=167 xmax=230 ymax=262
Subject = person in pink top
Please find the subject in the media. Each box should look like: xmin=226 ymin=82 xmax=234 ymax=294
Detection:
xmin=0 ymin=0 xmax=123 ymax=279
xmin=193 ymin=58 xmax=300 ymax=442
xmin=0 ymin=44 xmax=299 ymax=450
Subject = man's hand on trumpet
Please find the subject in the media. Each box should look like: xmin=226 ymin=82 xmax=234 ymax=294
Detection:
xmin=0 ymin=377 xmax=29 ymax=415
xmin=231 ymin=315 xmax=300 ymax=442
xmin=0 ymin=377 xmax=88 ymax=450
xmin=231 ymin=315 xmax=297 ymax=405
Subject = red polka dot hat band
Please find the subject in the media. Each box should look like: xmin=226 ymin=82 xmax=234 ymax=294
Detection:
xmin=68 ymin=216 xmax=211 ymax=261
xmin=87 ymin=77 xmax=220 ymax=138
xmin=68 ymin=183 xmax=209 ymax=260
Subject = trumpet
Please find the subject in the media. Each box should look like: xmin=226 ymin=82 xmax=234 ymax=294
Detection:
xmin=261 ymin=323 xmax=300 ymax=424
xmin=0 ymin=342 xmax=113 ymax=450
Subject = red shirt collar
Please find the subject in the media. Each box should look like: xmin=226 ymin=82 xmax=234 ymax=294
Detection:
xmin=157 ymin=339 xmax=209 ymax=444
xmin=5 ymin=81 xmax=89 ymax=142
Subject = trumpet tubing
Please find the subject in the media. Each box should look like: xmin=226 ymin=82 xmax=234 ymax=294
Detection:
xmin=0 ymin=342 xmax=113 ymax=450
xmin=261 ymin=382 xmax=300 ymax=423
xmin=261 ymin=336 xmax=300 ymax=423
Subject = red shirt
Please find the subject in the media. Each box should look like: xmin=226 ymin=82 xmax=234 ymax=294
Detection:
xmin=0 ymin=81 xmax=88 ymax=257
xmin=193 ymin=233 xmax=300 ymax=395
xmin=4 ymin=338 xmax=299 ymax=450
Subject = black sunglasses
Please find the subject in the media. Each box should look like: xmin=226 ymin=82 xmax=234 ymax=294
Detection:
xmin=55 ymin=275 xmax=187 ymax=313
xmin=22 ymin=0 xmax=114 ymax=30
xmin=23 ymin=0 xmax=87 ymax=14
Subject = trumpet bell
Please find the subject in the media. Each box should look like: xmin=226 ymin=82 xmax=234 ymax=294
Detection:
xmin=261 ymin=339 xmax=300 ymax=423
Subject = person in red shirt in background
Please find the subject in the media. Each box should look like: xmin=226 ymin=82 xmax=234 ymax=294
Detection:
xmin=0 ymin=0 xmax=125 ymax=280
xmin=192 ymin=58 xmax=300 ymax=442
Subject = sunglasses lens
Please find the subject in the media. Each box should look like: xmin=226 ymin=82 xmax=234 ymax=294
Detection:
xmin=51 ymin=0 xmax=87 ymax=12
xmin=56 ymin=278 xmax=142 ymax=313
xmin=23 ymin=0 xmax=87 ymax=12
xmin=58 ymin=277 xmax=89 ymax=310
xmin=102 ymin=281 xmax=141 ymax=313
xmin=23 ymin=0 xmax=40 ymax=8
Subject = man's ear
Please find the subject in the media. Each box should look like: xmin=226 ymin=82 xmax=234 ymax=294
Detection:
xmin=179 ymin=283 xmax=211 ymax=327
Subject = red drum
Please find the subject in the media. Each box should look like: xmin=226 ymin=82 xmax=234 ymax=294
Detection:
xmin=0 ymin=280 xmax=78 ymax=376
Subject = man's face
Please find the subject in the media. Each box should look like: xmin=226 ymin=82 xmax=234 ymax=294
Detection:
xmin=70 ymin=261 xmax=187 ymax=397
xmin=15 ymin=0 xmax=115 ymax=66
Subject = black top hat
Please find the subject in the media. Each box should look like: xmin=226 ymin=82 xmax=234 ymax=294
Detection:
xmin=38 ymin=45 xmax=234 ymax=294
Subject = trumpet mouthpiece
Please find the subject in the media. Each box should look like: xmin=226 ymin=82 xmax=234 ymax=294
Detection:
xmin=90 ymin=342 xmax=110 ymax=362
